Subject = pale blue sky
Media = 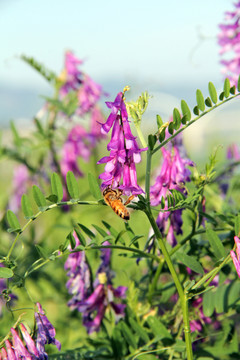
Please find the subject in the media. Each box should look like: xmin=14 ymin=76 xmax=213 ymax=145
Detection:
xmin=0 ymin=0 xmax=230 ymax=89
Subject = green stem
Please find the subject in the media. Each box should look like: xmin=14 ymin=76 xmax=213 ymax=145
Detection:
xmin=134 ymin=122 xmax=147 ymax=148
xmin=152 ymin=92 xmax=240 ymax=156
xmin=145 ymin=148 xmax=193 ymax=359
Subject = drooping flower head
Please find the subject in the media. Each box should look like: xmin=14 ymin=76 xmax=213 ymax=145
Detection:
xmin=97 ymin=90 xmax=147 ymax=196
xmin=65 ymin=239 xmax=127 ymax=333
xmin=59 ymin=51 xmax=103 ymax=117
xmin=230 ymin=235 xmax=240 ymax=278
xmin=0 ymin=307 xmax=60 ymax=359
xmin=150 ymin=123 xmax=194 ymax=246
xmin=218 ymin=1 xmax=240 ymax=86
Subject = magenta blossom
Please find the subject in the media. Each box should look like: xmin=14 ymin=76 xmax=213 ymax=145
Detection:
xmin=150 ymin=146 xmax=194 ymax=246
xmin=65 ymin=240 xmax=127 ymax=333
xmin=218 ymin=1 xmax=240 ymax=86
xmin=61 ymin=125 xmax=91 ymax=179
xmin=97 ymin=91 xmax=147 ymax=196
xmin=35 ymin=302 xmax=61 ymax=356
xmin=59 ymin=51 xmax=103 ymax=116
xmin=230 ymin=235 xmax=240 ymax=278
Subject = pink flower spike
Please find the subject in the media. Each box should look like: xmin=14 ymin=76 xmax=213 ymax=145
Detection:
xmin=231 ymin=236 xmax=240 ymax=278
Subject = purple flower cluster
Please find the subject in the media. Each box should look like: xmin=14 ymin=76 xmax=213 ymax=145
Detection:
xmin=0 ymin=302 xmax=60 ymax=359
xmin=61 ymin=108 xmax=106 ymax=180
xmin=59 ymin=51 xmax=102 ymax=117
xmin=218 ymin=1 xmax=240 ymax=86
xmin=97 ymin=92 xmax=146 ymax=196
xmin=65 ymin=235 xmax=127 ymax=333
xmin=150 ymin=126 xmax=194 ymax=246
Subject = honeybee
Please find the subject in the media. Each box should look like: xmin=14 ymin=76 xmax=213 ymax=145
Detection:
xmin=103 ymin=186 xmax=135 ymax=220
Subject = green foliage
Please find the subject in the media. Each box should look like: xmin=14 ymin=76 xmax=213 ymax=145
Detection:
xmin=88 ymin=173 xmax=102 ymax=200
xmin=0 ymin=267 xmax=14 ymax=279
xmin=180 ymin=99 xmax=191 ymax=123
xmin=208 ymin=82 xmax=218 ymax=104
xmin=66 ymin=171 xmax=80 ymax=199
xmin=21 ymin=194 xmax=34 ymax=219
xmin=21 ymin=54 xmax=56 ymax=83
xmin=6 ymin=210 xmax=21 ymax=233
xmin=32 ymin=185 xmax=47 ymax=209
xmin=206 ymin=225 xmax=226 ymax=260
xmin=196 ymin=89 xmax=205 ymax=112
xmin=51 ymin=173 xmax=63 ymax=202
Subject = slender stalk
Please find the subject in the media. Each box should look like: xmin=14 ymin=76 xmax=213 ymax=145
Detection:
xmin=145 ymin=148 xmax=193 ymax=359
xmin=152 ymin=92 xmax=240 ymax=156
xmin=134 ymin=123 xmax=147 ymax=148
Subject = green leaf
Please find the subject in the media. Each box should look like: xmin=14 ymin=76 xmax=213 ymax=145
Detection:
xmin=21 ymin=194 xmax=33 ymax=219
xmin=74 ymin=228 xmax=86 ymax=246
xmin=7 ymin=210 xmax=21 ymax=231
xmin=10 ymin=121 xmax=22 ymax=146
xmin=161 ymin=196 xmax=165 ymax=209
xmin=203 ymin=288 xmax=215 ymax=317
xmin=173 ymin=108 xmax=181 ymax=130
xmin=102 ymin=221 xmax=119 ymax=238
xmin=206 ymin=226 xmax=226 ymax=260
xmin=32 ymin=185 xmax=47 ymax=208
xmin=215 ymin=284 xmax=226 ymax=313
xmin=230 ymin=85 xmax=236 ymax=95
xmin=21 ymin=54 xmax=56 ymax=83
xmin=208 ymin=82 xmax=218 ymax=104
xmin=78 ymin=223 xmax=95 ymax=239
xmin=193 ymin=106 xmax=199 ymax=116
xmin=35 ymin=245 xmax=48 ymax=259
xmin=219 ymin=91 xmax=224 ymax=101
xmin=88 ymin=173 xmax=102 ymax=200
xmin=223 ymin=78 xmax=230 ymax=98
xmin=159 ymin=128 xmax=166 ymax=142
xmin=51 ymin=172 xmax=63 ymax=202
xmin=168 ymin=122 xmax=174 ymax=135
xmin=234 ymin=214 xmax=240 ymax=237
xmin=146 ymin=316 xmax=172 ymax=340
xmin=66 ymin=231 xmax=76 ymax=250
xmin=156 ymin=114 xmax=163 ymax=129
xmin=120 ymin=322 xmax=137 ymax=349
xmin=34 ymin=118 xmax=45 ymax=136
xmin=129 ymin=235 xmax=144 ymax=247
xmin=66 ymin=171 xmax=79 ymax=199
xmin=205 ymin=96 xmax=213 ymax=108
xmin=177 ymin=252 xmax=204 ymax=274
xmin=92 ymin=224 xmax=108 ymax=237
xmin=148 ymin=134 xmax=157 ymax=151
xmin=0 ymin=267 xmax=14 ymax=279
xmin=181 ymin=100 xmax=191 ymax=122
xmin=46 ymin=194 xmax=58 ymax=203
xmin=129 ymin=317 xmax=150 ymax=343
xmin=196 ymin=89 xmax=205 ymax=112
xmin=238 ymin=74 xmax=240 ymax=92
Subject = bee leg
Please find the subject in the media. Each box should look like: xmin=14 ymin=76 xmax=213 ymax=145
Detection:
xmin=124 ymin=195 xmax=135 ymax=206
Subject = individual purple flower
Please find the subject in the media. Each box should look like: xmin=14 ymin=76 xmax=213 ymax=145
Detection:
xmin=77 ymin=74 xmax=102 ymax=116
xmin=150 ymin=145 xmax=194 ymax=246
xmin=11 ymin=327 xmax=33 ymax=360
xmin=8 ymin=165 xmax=31 ymax=212
xmin=19 ymin=323 xmax=41 ymax=359
xmin=64 ymin=232 xmax=91 ymax=310
xmin=88 ymin=106 xmax=106 ymax=146
xmin=230 ymin=235 xmax=240 ymax=278
xmin=35 ymin=302 xmax=61 ymax=355
xmin=61 ymin=125 xmax=91 ymax=179
xmin=59 ymin=51 xmax=83 ymax=97
xmin=218 ymin=1 xmax=240 ymax=86
xmin=0 ymin=264 xmax=17 ymax=317
xmin=97 ymin=91 xmax=147 ymax=196
xmin=227 ymin=143 xmax=240 ymax=160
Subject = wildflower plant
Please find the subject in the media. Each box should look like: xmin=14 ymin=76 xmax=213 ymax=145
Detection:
xmin=1 ymin=4 xmax=240 ymax=358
